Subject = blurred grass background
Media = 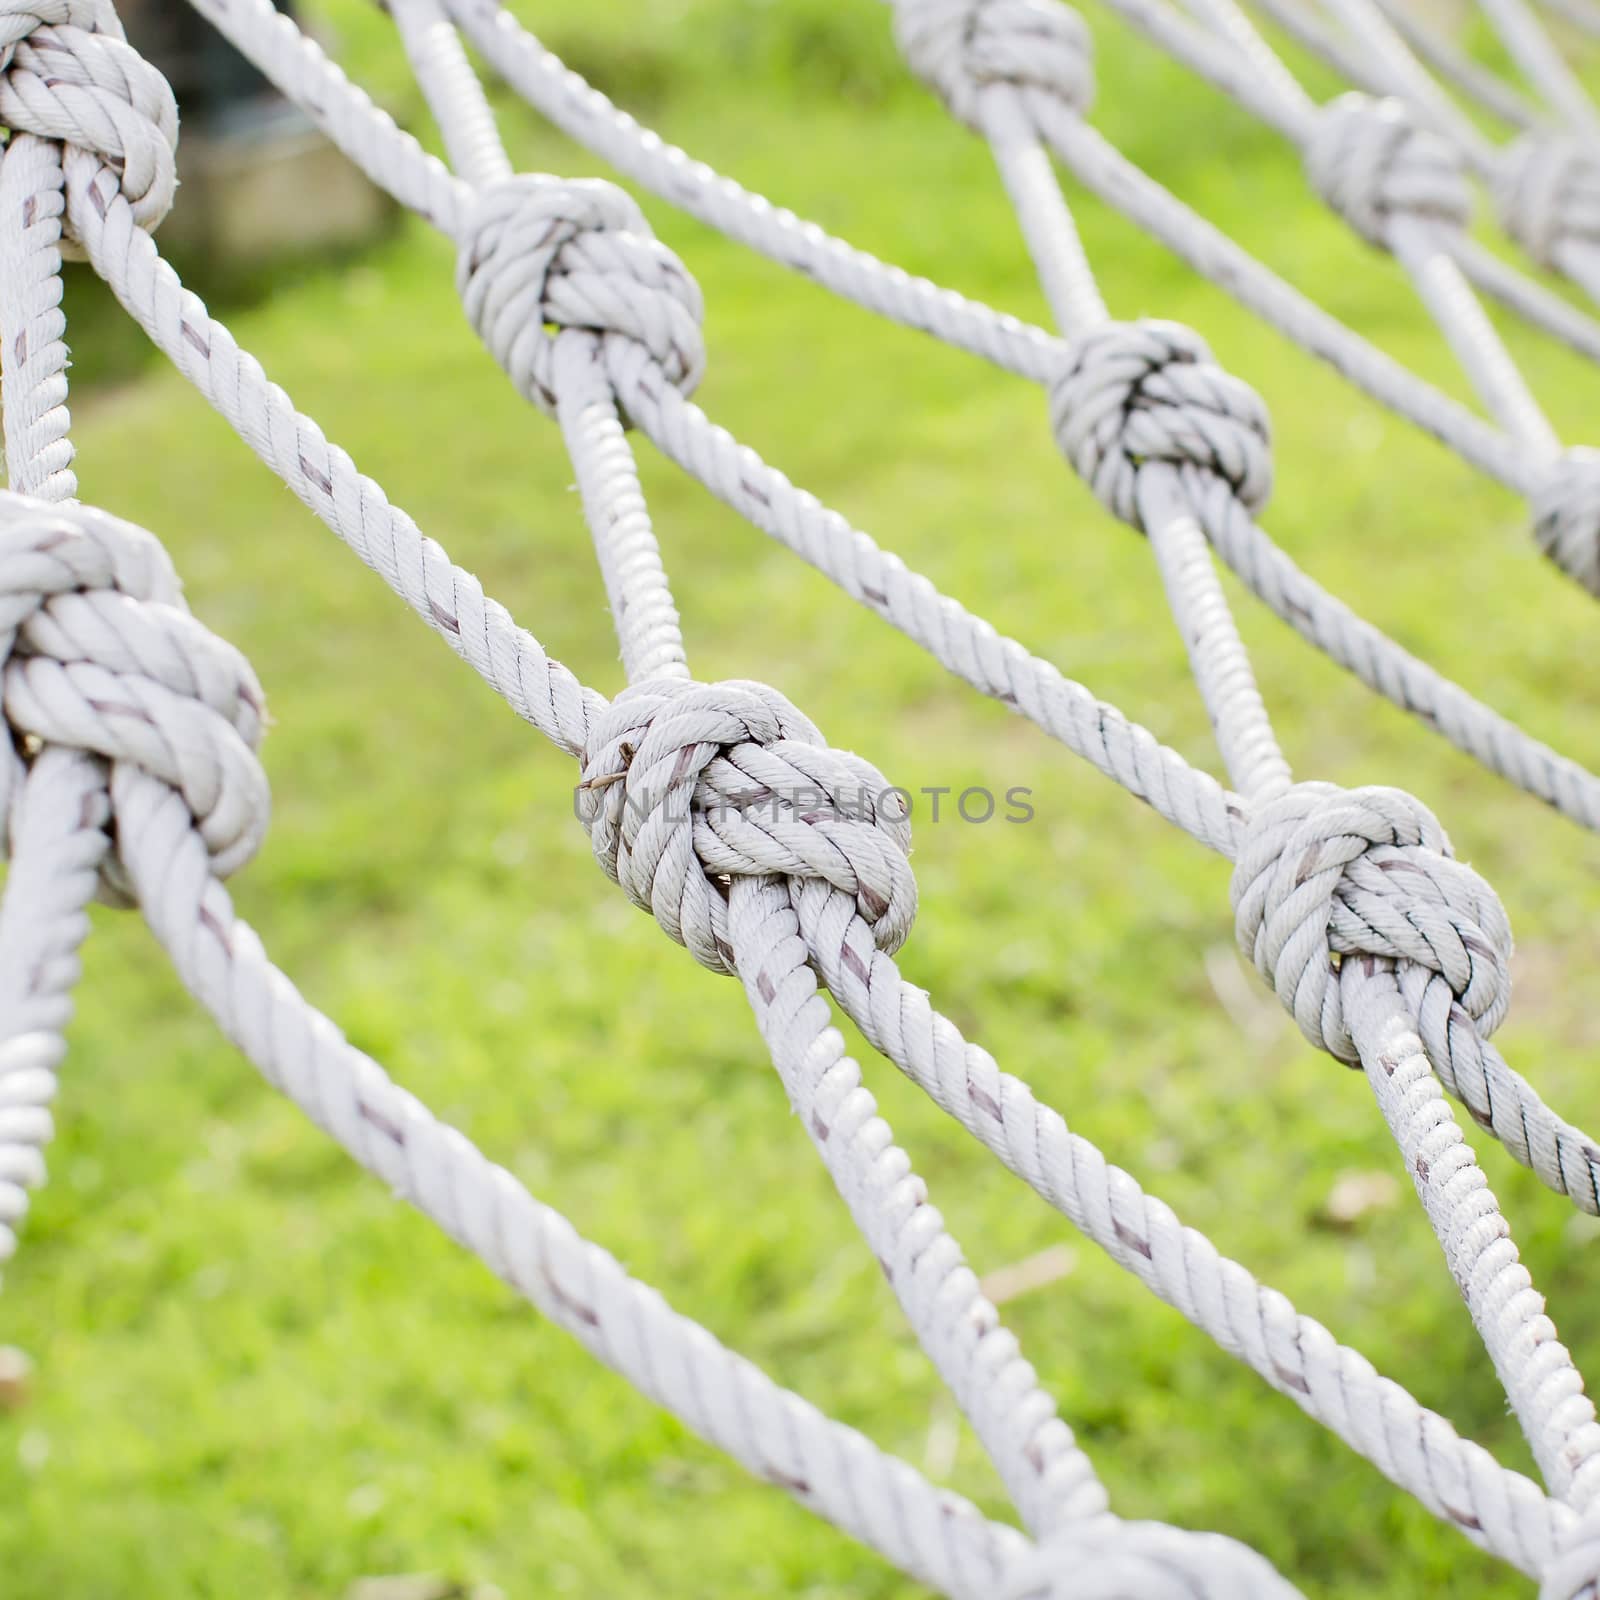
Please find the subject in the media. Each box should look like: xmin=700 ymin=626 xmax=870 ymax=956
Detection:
xmin=4 ymin=0 xmax=1600 ymax=1594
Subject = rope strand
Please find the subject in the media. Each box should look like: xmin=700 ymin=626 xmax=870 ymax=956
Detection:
xmin=3 ymin=2 xmax=1600 ymax=1592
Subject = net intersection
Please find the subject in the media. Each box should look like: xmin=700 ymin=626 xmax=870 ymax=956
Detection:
xmin=4 ymin=0 xmax=1600 ymax=1592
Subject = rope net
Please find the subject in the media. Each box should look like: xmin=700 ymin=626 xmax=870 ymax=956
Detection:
xmin=3 ymin=0 xmax=1600 ymax=1591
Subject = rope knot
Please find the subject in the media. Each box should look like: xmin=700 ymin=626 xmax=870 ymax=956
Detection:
xmin=576 ymin=677 xmax=915 ymax=976
xmin=893 ymin=0 xmax=1095 ymax=132
xmin=1496 ymin=132 xmax=1600 ymax=274
xmin=0 ymin=0 xmax=178 ymax=236
xmin=1305 ymin=94 xmax=1471 ymax=249
xmin=1001 ymin=1518 xmax=1304 ymax=1598
xmin=1230 ymin=782 xmax=1511 ymax=1065
xmin=1048 ymin=318 xmax=1272 ymax=526
xmin=0 ymin=491 xmax=268 ymax=900
xmin=1532 ymin=447 xmax=1600 ymax=597
xmin=457 ymin=174 xmax=705 ymax=419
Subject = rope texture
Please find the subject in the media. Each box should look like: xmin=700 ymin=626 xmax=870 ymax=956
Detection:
xmin=7 ymin=0 xmax=1600 ymax=1595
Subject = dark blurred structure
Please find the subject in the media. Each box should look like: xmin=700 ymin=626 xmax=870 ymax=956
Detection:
xmin=117 ymin=0 xmax=392 ymax=264
xmin=121 ymin=0 xmax=288 ymax=125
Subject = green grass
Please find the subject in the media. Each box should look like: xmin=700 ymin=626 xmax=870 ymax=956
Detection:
xmin=5 ymin=1 xmax=1600 ymax=1595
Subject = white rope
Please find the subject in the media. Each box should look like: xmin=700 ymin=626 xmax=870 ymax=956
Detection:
xmin=418 ymin=126 xmax=1600 ymax=1553
xmin=980 ymin=83 xmax=1292 ymax=800
xmin=1094 ymin=0 xmax=1577 ymax=462
xmin=0 ymin=32 xmax=99 ymax=1266
xmin=61 ymin=150 xmax=605 ymax=762
xmin=924 ymin=21 xmax=1600 ymax=1530
xmin=0 ymin=747 xmax=105 ymax=1268
xmin=1341 ymin=964 xmax=1600 ymax=1510
xmin=28 ymin=34 xmax=1472 ymax=1574
xmin=553 ymin=330 xmax=690 ymax=683
xmin=898 ymin=19 xmax=1600 ymax=1585
xmin=1455 ymin=236 xmax=1600 ymax=366
xmin=197 ymin=0 xmax=1600 ymax=778
xmin=978 ymin=80 xmax=1293 ymax=800
xmin=970 ymin=31 xmax=1600 ymax=1564
xmin=1137 ymin=463 xmax=1294 ymax=801
xmin=1387 ymin=211 xmax=1559 ymax=457
xmin=793 ymin=864 xmax=1576 ymax=1579
xmin=0 ymin=134 xmax=75 ymax=501
xmin=410 ymin=52 xmax=1118 ymax=1542
xmin=733 ymin=871 xmax=1101 ymax=1534
xmin=1369 ymin=0 xmax=1543 ymax=132
xmin=1475 ymin=0 xmax=1600 ymax=138
xmin=1245 ymin=0 xmax=1420 ymax=112
xmin=65 ymin=136 xmax=1253 ymax=860
xmin=1539 ymin=0 xmax=1600 ymax=36
xmin=184 ymin=0 xmax=468 ymax=232
xmin=37 ymin=105 xmax=1267 ymax=1585
xmin=109 ymin=748 xmax=1035 ymax=1600
xmin=1316 ymin=0 xmax=1503 ymax=162
xmin=1027 ymin=100 xmax=1535 ymax=484
xmin=0 ymin=342 xmax=1048 ymax=1600
xmin=1497 ymin=131 xmax=1600 ymax=304
xmin=8 ymin=175 xmax=1283 ymax=1596
xmin=1110 ymin=7 xmax=1600 ymax=588
xmin=508 ymin=186 xmax=1600 ymax=1233
xmin=1280 ymin=0 xmax=1600 ymax=318
xmin=7 ymin=1 xmax=1600 ymax=1593
xmin=580 ymin=673 xmax=1103 ymax=1538
xmin=1233 ymin=783 xmax=1600 ymax=1505
xmin=1098 ymin=0 xmax=1600 ymax=507
xmin=389 ymin=0 xmax=512 ymax=191
xmin=899 ymin=3 xmax=1600 ymax=1229
xmin=412 ymin=0 xmax=1600 ymax=1574
xmin=1182 ymin=0 xmax=1323 ymax=119
xmin=199 ymin=0 xmax=1600 ymax=584
xmin=191 ymin=0 xmax=1061 ymax=383
xmin=1090 ymin=0 xmax=1318 ymax=137
xmin=434 ymin=0 xmax=1555 ymax=488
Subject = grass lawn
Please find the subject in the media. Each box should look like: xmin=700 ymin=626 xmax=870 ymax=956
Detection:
xmin=5 ymin=0 xmax=1600 ymax=1594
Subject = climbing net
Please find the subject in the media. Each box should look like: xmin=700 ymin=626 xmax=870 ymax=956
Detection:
xmin=6 ymin=0 xmax=1600 ymax=1591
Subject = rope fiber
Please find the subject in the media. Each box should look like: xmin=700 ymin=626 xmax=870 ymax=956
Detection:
xmin=5 ymin=0 xmax=1600 ymax=1593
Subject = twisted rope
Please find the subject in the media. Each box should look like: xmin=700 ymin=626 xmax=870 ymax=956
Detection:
xmin=1272 ymin=0 xmax=1600 ymax=316
xmin=403 ymin=36 xmax=1289 ymax=1561
xmin=890 ymin=9 xmax=1600 ymax=1583
xmin=197 ymin=0 xmax=1600 ymax=802
xmin=1476 ymin=0 xmax=1600 ymax=139
xmin=110 ymin=718 xmax=1040 ymax=1600
xmin=6 ymin=0 xmax=1600 ymax=1594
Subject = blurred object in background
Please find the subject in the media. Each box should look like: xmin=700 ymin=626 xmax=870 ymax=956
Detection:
xmin=0 ymin=1346 xmax=32 ymax=1412
xmin=117 ymin=0 xmax=392 ymax=265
